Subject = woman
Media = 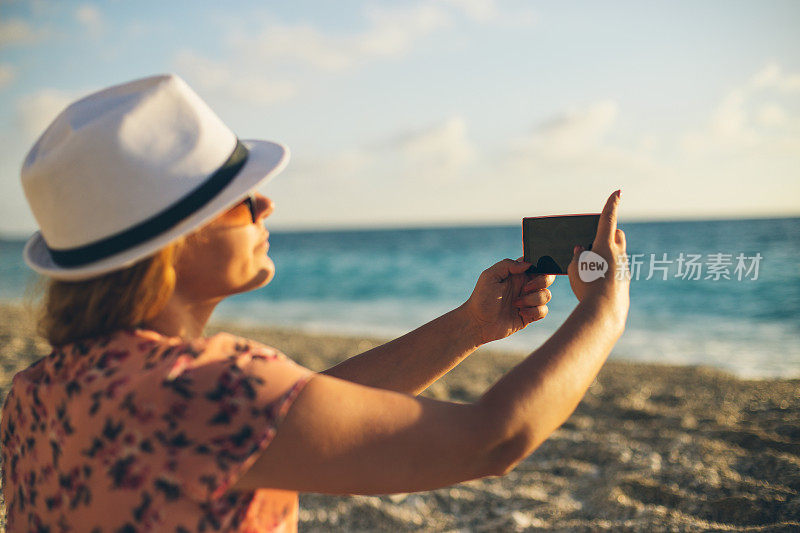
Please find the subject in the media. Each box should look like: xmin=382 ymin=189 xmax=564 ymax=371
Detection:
xmin=1 ymin=74 xmax=629 ymax=532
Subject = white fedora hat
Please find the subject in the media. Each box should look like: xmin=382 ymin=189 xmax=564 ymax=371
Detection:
xmin=21 ymin=73 xmax=289 ymax=281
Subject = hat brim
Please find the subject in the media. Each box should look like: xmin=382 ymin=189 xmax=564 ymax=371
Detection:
xmin=24 ymin=139 xmax=289 ymax=281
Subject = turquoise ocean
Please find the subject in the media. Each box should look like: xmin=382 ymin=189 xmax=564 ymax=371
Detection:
xmin=1 ymin=217 xmax=798 ymax=379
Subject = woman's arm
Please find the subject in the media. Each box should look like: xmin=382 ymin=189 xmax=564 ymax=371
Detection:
xmin=321 ymin=268 xmax=554 ymax=396
xmin=230 ymin=191 xmax=629 ymax=495
xmin=231 ymin=287 xmax=626 ymax=495
xmin=321 ymin=305 xmax=482 ymax=396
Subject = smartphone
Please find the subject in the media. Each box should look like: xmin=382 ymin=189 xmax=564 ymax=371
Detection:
xmin=522 ymin=214 xmax=600 ymax=275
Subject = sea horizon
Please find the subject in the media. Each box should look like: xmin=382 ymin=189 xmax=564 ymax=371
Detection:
xmin=2 ymin=213 xmax=800 ymax=241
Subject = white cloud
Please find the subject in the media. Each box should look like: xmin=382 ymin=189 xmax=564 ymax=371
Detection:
xmin=266 ymin=103 xmax=671 ymax=228
xmin=0 ymin=63 xmax=16 ymax=89
xmin=682 ymin=62 xmax=800 ymax=154
xmin=173 ymin=1 xmax=538 ymax=113
xmin=751 ymin=62 xmax=781 ymax=89
xmin=0 ymin=18 xmax=41 ymax=48
xmin=304 ymin=102 xmax=660 ymax=191
xmin=496 ymin=99 xmax=671 ymax=216
xmin=711 ymin=89 xmax=748 ymax=138
xmin=289 ymin=116 xmax=476 ymax=187
xmin=756 ymin=103 xmax=786 ymax=127
xmin=438 ymin=0 xmax=536 ymax=25
xmin=174 ymin=49 xmax=296 ymax=106
xmin=440 ymin=0 xmax=500 ymax=22
xmin=288 ymin=149 xmax=371 ymax=185
xmin=356 ymin=4 xmax=450 ymax=59
xmin=518 ymin=100 xmax=619 ymax=157
xmin=175 ymin=3 xmax=452 ymax=106
xmin=219 ymin=0 xmax=532 ymax=79
xmin=15 ymin=89 xmax=75 ymax=139
xmin=750 ymin=61 xmax=800 ymax=93
xmin=227 ymin=4 xmax=450 ymax=72
xmin=280 ymin=103 xmax=669 ymax=227
xmin=264 ymin=118 xmax=481 ymax=229
xmin=75 ymin=4 xmax=104 ymax=36
xmin=27 ymin=0 xmax=60 ymax=18
xmin=390 ymin=116 xmax=476 ymax=181
xmin=234 ymin=24 xmax=353 ymax=71
xmin=638 ymin=134 xmax=657 ymax=154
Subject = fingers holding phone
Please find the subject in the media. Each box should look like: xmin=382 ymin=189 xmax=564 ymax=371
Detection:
xmin=521 ymin=189 xmax=629 ymax=316
xmin=567 ymin=190 xmax=630 ymax=307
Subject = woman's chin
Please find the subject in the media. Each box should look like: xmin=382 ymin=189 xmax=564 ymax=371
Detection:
xmin=253 ymin=258 xmax=276 ymax=289
xmin=259 ymin=269 xmax=275 ymax=288
xmin=224 ymin=257 xmax=275 ymax=295
xmin=262 ymin=256 xmax=275 ymax=282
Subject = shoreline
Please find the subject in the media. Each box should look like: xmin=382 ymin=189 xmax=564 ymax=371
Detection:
xmin=1 ymin=302 xmax=798 ymax=530
xmin=3 ymin=286 xmax=799 ymax=382
xmin=210 ymin=318 xmax=796 ymax=384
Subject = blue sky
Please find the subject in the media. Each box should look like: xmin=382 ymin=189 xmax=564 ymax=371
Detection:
xmin=1 ymin=0 xmax=799 ymax=236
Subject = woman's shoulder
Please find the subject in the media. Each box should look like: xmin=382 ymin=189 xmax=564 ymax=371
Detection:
xmin=166 ymin=330 xmax=310 ymax=383
xmin=168 ymin=331 xmax=290 ymax=373
xmin=3 ymin=329 xmax=289 ymax=399
xmin=197 ymin=331 xmax=285 ymax=358
xmin=103 ymin=327 xmax=288 ymax=366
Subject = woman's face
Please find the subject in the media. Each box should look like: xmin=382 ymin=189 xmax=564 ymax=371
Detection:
xmin=174 ymin=192 xmax=276 ymax=301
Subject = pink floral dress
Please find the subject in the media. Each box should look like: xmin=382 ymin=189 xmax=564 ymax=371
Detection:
xmin=1 ymin=328 xmax=314 ymax=532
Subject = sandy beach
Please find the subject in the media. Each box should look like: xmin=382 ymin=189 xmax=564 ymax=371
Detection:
xmin=1 ymin=301 xmax=798 ymax=531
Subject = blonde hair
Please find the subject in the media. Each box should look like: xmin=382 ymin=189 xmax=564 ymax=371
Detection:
xmin=38 ymin=240 xmax=184 ymax=346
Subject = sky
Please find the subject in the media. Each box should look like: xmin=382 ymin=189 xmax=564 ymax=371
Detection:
xmin=0 ymin=0 xmax=799 ymax=236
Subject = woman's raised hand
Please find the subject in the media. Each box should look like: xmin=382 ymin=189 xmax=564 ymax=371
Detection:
xmin=460 ymin=258 xmax=555 ymax=345
xmin=566 ymin=190 xmax=630 ymax=318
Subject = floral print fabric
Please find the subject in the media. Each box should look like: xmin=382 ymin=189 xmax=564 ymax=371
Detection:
xmin=1 ymin=328 xmax=314 ymax=532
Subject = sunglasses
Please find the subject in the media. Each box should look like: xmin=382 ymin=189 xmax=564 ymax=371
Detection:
xmin=218 ymin=193 xmax=260 ymax=226
xmin=243 ymin=194 xmax=258 ymax=224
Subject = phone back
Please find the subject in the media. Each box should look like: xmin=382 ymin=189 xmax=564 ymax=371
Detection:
xmin=522 ymin=214 xmax=600 ymax=274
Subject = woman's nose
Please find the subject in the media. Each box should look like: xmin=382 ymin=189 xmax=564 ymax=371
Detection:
xmin=255 ymin=194 xmax=274 ymax=221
